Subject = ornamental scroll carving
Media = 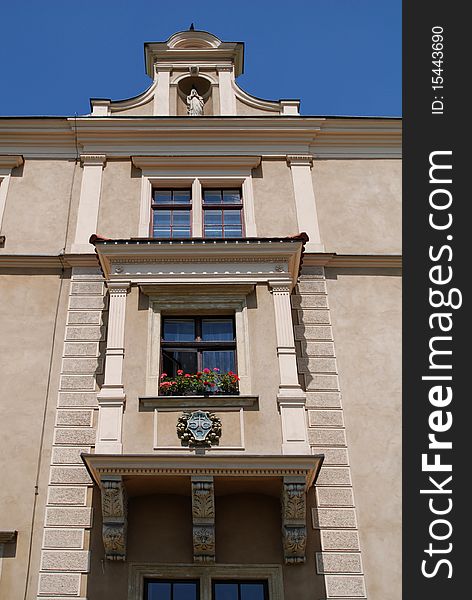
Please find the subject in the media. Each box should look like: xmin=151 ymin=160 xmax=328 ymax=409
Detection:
xmin=101 ymin=476 xmax=127 ymax=560
xmin=281 ymin=478 xmax=307 ymax=564
xmin=191 ymin=476 xmax=215 ymax=562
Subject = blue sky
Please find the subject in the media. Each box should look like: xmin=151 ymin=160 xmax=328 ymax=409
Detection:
xmin=0 ymin=0 xmax=401 ymax=117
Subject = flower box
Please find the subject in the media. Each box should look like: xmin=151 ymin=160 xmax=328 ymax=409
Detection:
xmin=159 ymin=368 xmax=240 ymax=397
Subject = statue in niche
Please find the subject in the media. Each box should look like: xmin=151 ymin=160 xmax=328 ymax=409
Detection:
xmin=187 ymin=88 xmax=204 ymax=116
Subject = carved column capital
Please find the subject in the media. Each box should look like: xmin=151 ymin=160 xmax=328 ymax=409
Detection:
xmin=107 ymin=281 xmax=131 ymax=296
xmin=286 ymin=155 xmax=313 ymax=167
xmin=80 ymin=154 xmax=107 ymax=167
xmin=191 ymin=476 xmax=215 ymax=563
xmin=101 ymin=476 xmax=127 ymax=560
xmin=282 ymin=476 xmax=307 ymax=564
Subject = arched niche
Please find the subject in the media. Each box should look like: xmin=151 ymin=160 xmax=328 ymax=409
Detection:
xmin=175 ymin=75 xmax=214 ymax=116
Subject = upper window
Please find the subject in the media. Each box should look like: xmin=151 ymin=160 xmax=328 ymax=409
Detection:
xmin=161 ymin=317 xmax=236 ymax=377
xmin=203 ymin=189 xmax=243 ymax=238
xmin=152 ymin=189 xmax=192 ymax=238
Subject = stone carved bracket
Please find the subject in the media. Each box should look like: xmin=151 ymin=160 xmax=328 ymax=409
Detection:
xmin=101 ymin=476 xmax=127 ymax=560
xmin=282 ymin=477 xmax=307 ymax=564
xmin=191 ymin=476 xmax=215 ymax=563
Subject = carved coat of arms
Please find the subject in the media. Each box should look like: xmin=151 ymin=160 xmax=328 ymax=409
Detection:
xmin=177 ymin=410 xmax=222 ymax=447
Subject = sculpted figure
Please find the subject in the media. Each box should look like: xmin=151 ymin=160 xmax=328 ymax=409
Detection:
xmin=187 ymin=88 xmax=204 ymax=116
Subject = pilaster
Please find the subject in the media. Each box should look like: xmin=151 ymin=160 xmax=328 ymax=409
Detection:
xmin=71 ymin=155 xmax=106 ymax=254
xmin=96 ymin=282 xmax=130 ymax=454
xmin=287 ymin=155 xmax=324 ymax=253
xmin=269 ymin=281 xmax=309 ymax=455
xmin=100 ymin=476 xmax=127 ymax=561
xmin=0 ymin=155 xmax=23 ymax=237
xmin=282 ymin=477 xmax=307 ymax=564
xmin=153 ymin=66 xmax=171 ymax=116
xmin=217 ymin=67 xmax=236 ymax=115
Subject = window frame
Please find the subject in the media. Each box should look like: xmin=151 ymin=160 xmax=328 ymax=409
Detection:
xmin=144 ymin=578 xmax=200 ymax=600
xmin=129 ymin=564 xmax=283 ymax=600
xmin=211 ymin=579 xmax=269 ymax=600
xmin=161 ymin=315 xmax=238 ymax=376
xmin=202 ymin=187 xmax=245 ymax=239
xmin=150 ymin=188 xmax=193 ymax=239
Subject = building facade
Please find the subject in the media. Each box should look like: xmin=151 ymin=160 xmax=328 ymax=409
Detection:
xmin=0 ymin=29 xmax=402 ymax=600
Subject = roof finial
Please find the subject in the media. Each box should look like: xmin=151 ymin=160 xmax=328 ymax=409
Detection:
xmin=189 ymin=22 xmax=195 ymax=31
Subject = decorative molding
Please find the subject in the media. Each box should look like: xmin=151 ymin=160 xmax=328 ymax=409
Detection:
xmin=191 ymin=477 xmax=215 ymax=562
xmin=82 ymin=454 xmax=324 ymax=487
xmin=80 ymin=154 xmax=106 ymax=166
xmin=282 ymin=478 xmax=307 ymax=564
xmin=177 ymin=411 xmax=222 ymax=448
xmin=286 ymin=155 xmax=313 ymax=166
xmin=0 ymin=154 xmax=23 ymax=169
xmin=139 ymin=395 xmax=258 ymax=411
xmin=100 ymin=476 xmax=127 ymax=560
xmin=0 ymin=530 xmax=17 ymax=544
xmin=132 ymin=155 xmax=261 ymax=170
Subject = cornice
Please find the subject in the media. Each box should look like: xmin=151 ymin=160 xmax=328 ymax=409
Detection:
xmin=0 ymin=254 xmax=99 ymax=269
xmin=302 ymin=253 xmax=402 ymax=269
xmin=132 ymin=155 xmax=261 ymax=170
xmin=82 ymin=454 xmax=324 ymax=489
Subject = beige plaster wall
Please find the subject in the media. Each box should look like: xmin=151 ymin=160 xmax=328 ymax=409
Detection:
xmin=325 ymin=268 xmax=401 ymax=600
xmin=97 ymin=160 xmax=141 ymax=239
xmin=1 ymin=159 xmax=82 ymax=255
xmin=121 ymin=283 xmax=282 ymax=455
xmin=112 ymin=99 xmax=154 ymax=116
xmin=86 ymin=489 xmax=324 ymax=600
xmin=252 ymin=160 xmax=298 ymax=238
xmin=313 ymin=160 xmax=401 ymax=254
xmin=235 ymin=98 xmax=275 ymax=116
xmin=0 ymin=271 xmax=70 ymax=600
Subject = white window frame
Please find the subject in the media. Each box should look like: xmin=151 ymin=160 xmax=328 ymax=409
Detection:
xmin=128 ymin=563 xmax=284 ymax=600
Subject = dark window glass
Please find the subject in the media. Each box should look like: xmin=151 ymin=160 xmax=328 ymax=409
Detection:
xmin=203 ymin=189 xmax=243 ymax=238
xmin=152 ymin=190 xmax=191 ymax=238
xmin=145 ymin=580 xmax=199 ymax=600
xmin=161 ymin=317 xmax=236 ymax=378
xmin=212 ymin=581 xmax=268 ymax=600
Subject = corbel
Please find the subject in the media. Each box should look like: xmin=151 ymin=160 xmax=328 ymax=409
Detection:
xmin=101 ymin=476 xmax=127 ymax=560
xmin=281 ymin=476 xmax=307 ymax=564
xmin=191 ymin=475 xmax=215 ymax=562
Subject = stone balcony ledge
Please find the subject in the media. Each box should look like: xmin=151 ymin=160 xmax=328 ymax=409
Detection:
xmin=139 ymin=394 xmax=259 ymax=411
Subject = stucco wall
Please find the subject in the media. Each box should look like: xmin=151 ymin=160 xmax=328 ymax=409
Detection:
xmin=97 ymin=160 xmax=141 ymax=239
xmin=1 ymin=159 xmax=82 ymax=255
xmin=313 ymin=160 xmax=401 ymax=254
xmin=325 ymin=269 xmax=402 ymax=600
xmin=252 ymin=160 xmax=298 ymax=238
xmin=0 ymin=271 xmax=69 ymax=600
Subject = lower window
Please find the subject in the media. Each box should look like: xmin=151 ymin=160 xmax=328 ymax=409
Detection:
xmin=144 ymin=579 xmax=268 ymax=600
xmin=145 ymin=580 xmax=199 ymax=600
xmin=212 ymin=581 xmax=268 ymax=600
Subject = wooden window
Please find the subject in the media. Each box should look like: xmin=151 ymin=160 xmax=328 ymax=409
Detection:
xmin=144 ymin=579 xmax=200 ymax=600
xmin=203 ymin=189 xmax=243 ymax=238
xmin=161 ymin=317 xmax=236 ymax=376
xmin=212 ymin=581 xmax=269 ymax=600
xmin=152 ymin=190 xmax=192 ymax=238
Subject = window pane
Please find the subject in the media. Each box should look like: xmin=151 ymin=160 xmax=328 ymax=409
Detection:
xmin=173 ymin=190 xmax=191 ymax=204
xmin=173 ymin=212 xmax=191 ymax=226
xmin=173 ymin=583 xmax=198 ymax=600
xmin=153 ymin=227 xmax=171 ymax=238
xmin=213 ymin=583 xmax=238 ymax=600
xmin=154 ymin=191 xmax=173 ymax=205
xmin=205 ymin=228 xmax=223 ymax=238
xmin=222 ymin=190 xmax=241 ymax=204
xmin=223 ymin=226 xmax=243 ymax=238
xmin=202 ymin=351 xmax=235 ymax=373
xmin=154 ymin=210 xmax=172 ymax=225
xmin=173 ymin=228 xmax=192 ymax=238
xmin=223 ymin=211 xmax=241 ymax=225
xmin=162 ymin=350 xmax=198 ymax=376
xmin=204 ymin=210 xmax=223 ymax=225
xmin=203 ymin=190 xmax=222 ymax=204
xmin=240 ymin=583 xmax=266 ymax=600
xmin=146 ymin=581 xmax=171 ymax=600
xmin=163 ymin=320 xmax=195 ymax=341
xmin=202 ymin=319 xmax=234 ymax=341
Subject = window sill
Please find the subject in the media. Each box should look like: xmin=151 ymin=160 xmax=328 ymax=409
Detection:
xmin=139 ymin=395 xmax=258 ymax=411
